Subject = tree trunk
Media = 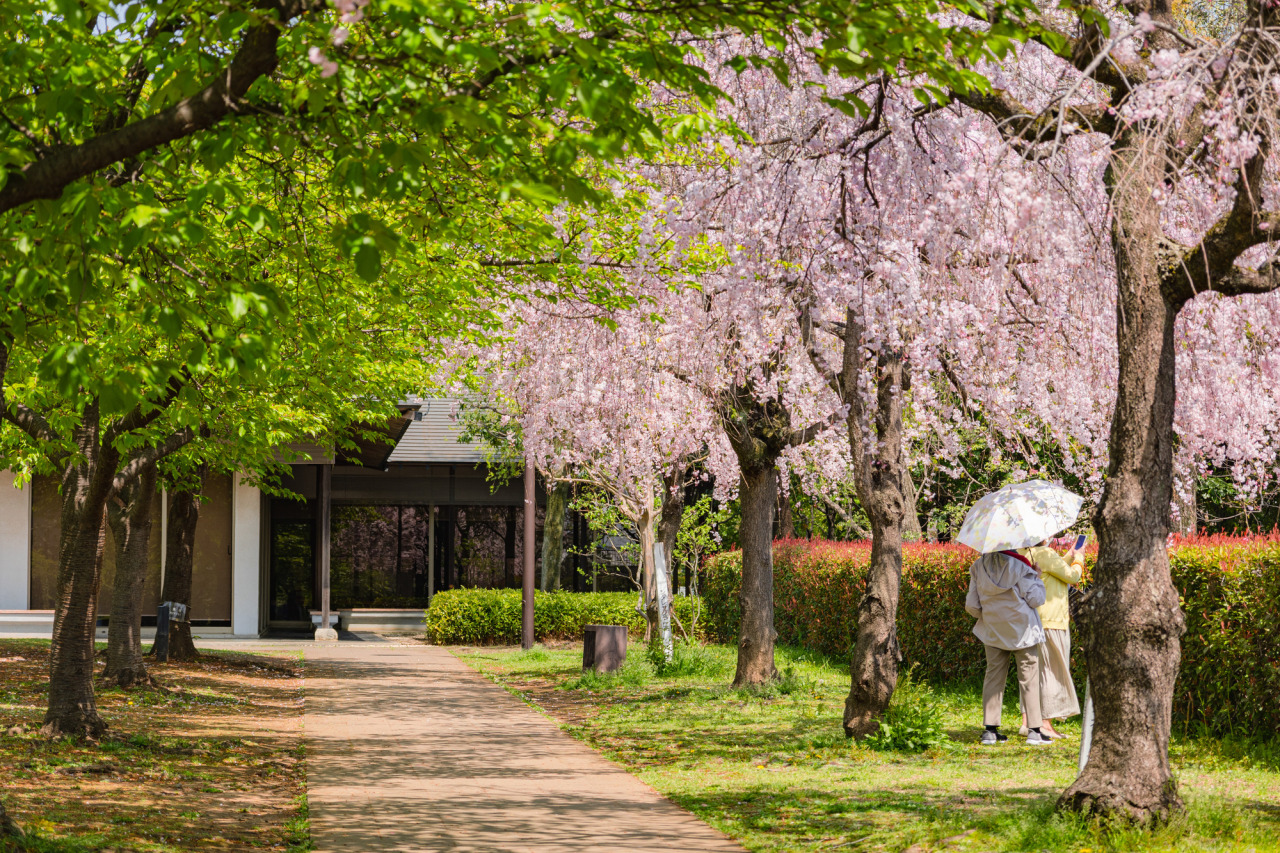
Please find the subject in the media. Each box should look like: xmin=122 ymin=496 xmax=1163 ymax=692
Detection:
xmin=658 ymin=470 xmax=685 ymax=593
xmin=900 ymin=466 xmax=923 ymax=542
xmin=844 ymin=353 xmax=908 ymax=737
xmin=733 ymin=463 xmax=779 ymax=687
xmin=159 ymin=480 xmax=203 ymax=662
xmin=540 ymin=480 xmax=570 ymax=591
xmin=1173 ymin=471 xmax=1197 ymax=536
xmin=632 ymin=507 xmax=661 ymax=643
xmin=1058 ymin=147 xmax=1186 ymax=825
xmin=777 ymin=484 xmax=795 ymax=539
xmin=44 ymin=407 xmax=117 ymax=738
xmin=103 ymin=461 xmax=159 ymax=688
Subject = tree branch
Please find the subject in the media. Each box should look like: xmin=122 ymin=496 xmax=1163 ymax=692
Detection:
xmin=792 ymin=289 xmax=844 ymax=398
xmin=106 ymin=374 xmax=186 ymax=442
xmin=0 ymin=341 xmax=57 ymax=444
xmin=815 ymin=490 xmax=870 ymax=539
xmin=1211 ymin=258 xmax=1280 ymax=297
xmin=0 ymin=0 xmax=324 ymax=214
xmin=953 ymin=88 xmax=1117 ymax=148
xmin=113 ymin=428 xmax=195 ymax=492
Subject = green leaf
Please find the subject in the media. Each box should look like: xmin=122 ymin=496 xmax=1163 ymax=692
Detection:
xmin=354 ymin=244 xmax=382 ymax=282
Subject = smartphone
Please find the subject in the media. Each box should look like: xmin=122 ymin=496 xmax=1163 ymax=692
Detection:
xmin=1073 ymin=533 xmax=1088 ymax=551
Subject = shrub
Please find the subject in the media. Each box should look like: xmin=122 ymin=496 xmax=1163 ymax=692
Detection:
xmin=424 ymin=588 xmax=704 ymax=646
xmin=703 ymin=534 xmax=1280 ymax=738
xmin=863 ymin=673 xmax=949 ymax=753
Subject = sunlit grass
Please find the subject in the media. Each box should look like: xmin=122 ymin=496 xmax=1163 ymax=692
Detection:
xmin=460 ymin=643 xmax=1280 ymax=852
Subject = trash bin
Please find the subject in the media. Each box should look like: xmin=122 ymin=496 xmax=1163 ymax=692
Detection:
xmin=582 ymin=624 xmax=627 ymax=673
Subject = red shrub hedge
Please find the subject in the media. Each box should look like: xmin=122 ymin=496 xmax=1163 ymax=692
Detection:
xmin=703 ymin=535 xmax=1280 ymax=738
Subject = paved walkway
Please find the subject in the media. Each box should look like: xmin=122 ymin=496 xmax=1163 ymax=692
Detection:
xmin=299 ymin=642 xmax=744 ymax=853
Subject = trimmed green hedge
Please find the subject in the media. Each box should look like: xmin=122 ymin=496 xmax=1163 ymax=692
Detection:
xmin=703 ymin=535 xmax=1280 ymax=738
xmin=425 ymin=589 xmax=704 ymax=645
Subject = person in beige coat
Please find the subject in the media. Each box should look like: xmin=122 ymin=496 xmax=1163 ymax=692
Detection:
xmin=1019 ymin=542 xmax=1084 ymax=739
xmin=965 ymin=550 xmax=1051 ymax=745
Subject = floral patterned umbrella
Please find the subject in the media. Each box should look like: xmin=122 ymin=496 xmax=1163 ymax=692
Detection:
xmin=957 ymin=480 xmax=1084 ymax=554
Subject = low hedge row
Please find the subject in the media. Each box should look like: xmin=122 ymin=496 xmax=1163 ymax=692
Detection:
xmin=703 ymin=535 xmax=1280 ymax=738
xmin=424 ymin=588 xmax=704 ymax=645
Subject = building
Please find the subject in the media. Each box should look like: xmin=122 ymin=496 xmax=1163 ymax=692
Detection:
xmin=0 ymin=399 xmax=576 ymax=638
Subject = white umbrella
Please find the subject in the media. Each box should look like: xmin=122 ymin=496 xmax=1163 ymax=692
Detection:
xmin=957 ymin=480 xmax=1084 ymax=554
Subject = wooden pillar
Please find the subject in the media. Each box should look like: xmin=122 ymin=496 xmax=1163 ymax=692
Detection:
xmin=315 ymin=463 xmax=337 ymax=641
xmin=522 ymin=461 xmax=535 ymax=650
xmin=427 ymin=504 xmax=436 ymax=602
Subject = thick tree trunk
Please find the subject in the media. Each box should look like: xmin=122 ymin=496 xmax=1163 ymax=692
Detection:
xmin=1059 ymin=148 xmax=1186 ymax=824
xmin=636 ymin=509 xmax=662 ymax=643
xmin=540 ymin=480 xmax=570 ymax=591
xmin=103 ymin=462 xmax=159 ymax=688
xmin=733 ymin=463 xmax=779 ymax=687
xmin=844 ymin=353 xmax=908 ymax=737
xmin=45 ymin=411 xmax=117 ymax=738
xmin=159 ymin=482 xmax=202 ymax=662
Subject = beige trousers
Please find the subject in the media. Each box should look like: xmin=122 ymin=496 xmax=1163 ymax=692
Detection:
xmin=983 ymin=644 xmax=1041 ymax=728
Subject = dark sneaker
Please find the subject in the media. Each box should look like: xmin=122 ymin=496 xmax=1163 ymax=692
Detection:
xmin=980 ymin=730 xmax=1007 ymax=745
xmin=1026 ymin=730 xmax=1052 ymax=745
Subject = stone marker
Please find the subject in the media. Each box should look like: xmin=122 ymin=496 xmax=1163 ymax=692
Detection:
xmin=582 ymin=624 xmax=627 ymax=672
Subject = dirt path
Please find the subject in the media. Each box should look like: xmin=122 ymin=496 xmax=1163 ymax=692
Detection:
xmin=300 ymin=642 xmax=744 ymax=853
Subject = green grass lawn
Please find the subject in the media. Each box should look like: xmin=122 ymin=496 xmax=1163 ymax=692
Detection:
xmin=457 ymin=642 xmax=1280 ymax=853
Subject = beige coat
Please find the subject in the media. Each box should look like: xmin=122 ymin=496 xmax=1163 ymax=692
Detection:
xmin=965 ymin=551 xmax=1047 ymax=651
xmin=1020 ymin=545 xmax=1082 ymax=631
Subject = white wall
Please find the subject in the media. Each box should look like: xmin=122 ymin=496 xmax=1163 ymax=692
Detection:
xmin=231 ymin=474 xmax=262 ymax=636
xmin=0 ymin=472 xmax=30 ymax=610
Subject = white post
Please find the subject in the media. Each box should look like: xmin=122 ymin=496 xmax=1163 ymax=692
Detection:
xmin=653 ymin=543 xmax=674 ymax=663
xmin=231 ymin=473 xmax=262 ymax=637
xmin=1078 ymin=678 xmax=1094 ymax=774
xmin=0 ymin=473 xmax=30 ymax=610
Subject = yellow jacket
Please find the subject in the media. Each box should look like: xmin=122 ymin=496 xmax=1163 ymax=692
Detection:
xmin=1019 ymin=545 xmax=1083 ymax=631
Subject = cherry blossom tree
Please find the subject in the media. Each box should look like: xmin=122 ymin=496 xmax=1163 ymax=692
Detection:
xmin=479 ymin=299 xmax=726 ymax=643
xmin=659 ymin=36 xmax=1118 ymax=710
xmin=947 ymin=0 xmax=1280 ymax=822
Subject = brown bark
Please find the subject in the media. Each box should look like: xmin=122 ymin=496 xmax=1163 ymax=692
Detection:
xmin=44 ymin=404 xmax=117 ymax=738
xmin=843 ymin=351 xmax=909 ymax=737
xmin=103 ymin=461 xmax=160 ymax=688
xmin=637 ymin=508 xmax=661 ymax=644
xmin=0 ymin=0 xmax=325 ymax=214
xmin=734 ymin=462 xmax=779 ymax=686
xmin=1059 ymin=141 xmax=1187 ymax=824
xmin=777 ymin=485 xmax=795 ymax=539
xmin=713 ymin=374 xmax=821 ymax=686
xmin=540 ymin=480 xmax=570 ymax=591
xmin=159 ymin=481 xmax=203 ymax=662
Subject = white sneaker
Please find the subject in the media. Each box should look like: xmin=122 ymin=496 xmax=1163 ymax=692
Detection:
xmin=1026 ymin=730 xmax=1052 ymax=745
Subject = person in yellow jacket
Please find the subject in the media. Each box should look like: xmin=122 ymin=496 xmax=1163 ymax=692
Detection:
xmin=1018 ymin=540 xmax=1084 ymax=739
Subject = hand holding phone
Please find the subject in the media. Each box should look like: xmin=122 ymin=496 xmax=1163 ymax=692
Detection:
xmin=1073 ymin=533 xmax=1088 ymax=551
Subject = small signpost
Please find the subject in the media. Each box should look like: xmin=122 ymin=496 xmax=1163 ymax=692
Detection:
xmin=652 ymin=543 xmax=674 ymax=663
xmin=1078 ymin=678 xmax=1094 ymax=773
xmin=153 ymin=601 xmax=188 ymax=662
